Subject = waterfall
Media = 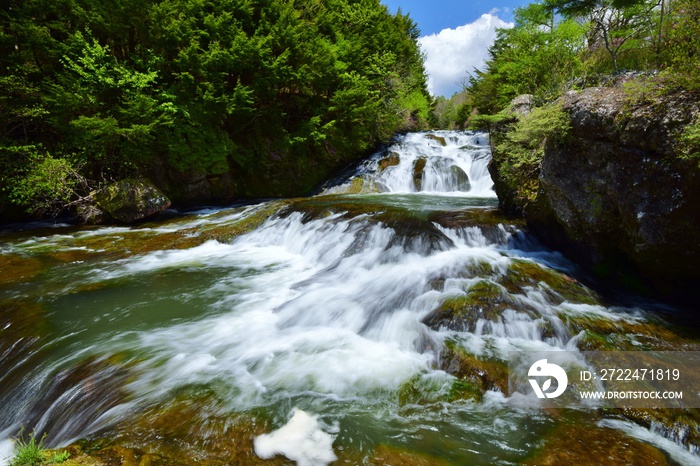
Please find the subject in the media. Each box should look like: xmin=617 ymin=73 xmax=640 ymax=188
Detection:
xmin=323 ymin=131 xmax=495 ymax=197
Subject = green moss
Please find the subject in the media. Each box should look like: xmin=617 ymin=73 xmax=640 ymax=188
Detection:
xmin=438 ymin=340 xmax=509 ymax=396
xmin=397 ymin=374 xmax=482 ymax=405
xmin=422 ymin=280 xmax=530 ymax=332
xmin=72 ymin=394 xmax=284 ymax=466
xmin=499 ymin=259 xmax=599 ymax=305
xmin=562 ymin=312 xmax=700 ymax=351
xmin=492 ymin=103 xmax=571 ymax=208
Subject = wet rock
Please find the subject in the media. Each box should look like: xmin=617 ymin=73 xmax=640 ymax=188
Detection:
xmin=524 ymin=422 xmax=668 ymax=465
xmin=77 ymin=395 xmax=284 ymax=466
xmin=93 ymin=178 xmax=171 ymax=224
xmin=438 ymin=340 xmax=509 ymax=397
xmin=564 ymin=313 xmax=700 ymax=351
xmin=449 ymin=165 xmax=471 ymax=192
xmin=412 ymin=157 xmax=427 ymax=191
xmin=337 ymin=177 xmax=381 ymax=194
xmin=378 ymin=152 xmax=400 ymax=171
xmin=425 ymin=134 xmax=447 ymax=146
xmin=422 ymin=281 xmax=532 ymax=332
xmin=498 ymin=259 xmax=599 ymax=305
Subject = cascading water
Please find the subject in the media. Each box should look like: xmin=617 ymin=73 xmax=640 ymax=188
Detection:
xmin=0 ymin=131 xmax=698 ymax=465
xmin=323 ymin=131 xmax=495 ymax=196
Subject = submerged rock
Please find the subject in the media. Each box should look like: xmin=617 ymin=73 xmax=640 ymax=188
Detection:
xmin=370 ymin=444 xmax=450 ymax=466
xmin=93 ymin=178 xmax=171 ymax=224
xmin=524 ymin=422 xmax=668 ymax=465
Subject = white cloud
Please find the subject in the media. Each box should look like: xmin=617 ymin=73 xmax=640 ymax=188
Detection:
xmin=419 ymin=14 xmax=513 ymax=97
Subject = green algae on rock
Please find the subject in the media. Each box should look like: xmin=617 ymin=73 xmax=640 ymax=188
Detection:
xmin=92 ymin=179 xmax=171 ymax=224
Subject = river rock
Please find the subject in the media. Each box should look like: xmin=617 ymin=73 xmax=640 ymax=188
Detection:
xmin=490 ymin=83 xmax=700 ymax=303
xmin=93 ymin=178 xmax=171 ymax=224
xmin=378 ymin=152 xmax=400 ymax=171
xmin=449 ymin=165 xmax=471 ymax=191
xmin=425 ymin=134 xmax=447 ymax=146
xmin=412 ymin=156 xmax=427 ymax=191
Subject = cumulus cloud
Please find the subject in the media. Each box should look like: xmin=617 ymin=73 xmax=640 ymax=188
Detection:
xmin=419 ymin=14 xmax=513 ymax=97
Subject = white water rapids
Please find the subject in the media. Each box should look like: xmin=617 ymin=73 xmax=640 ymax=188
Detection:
xmin=0 ymin=131 xmax=698 ymax=465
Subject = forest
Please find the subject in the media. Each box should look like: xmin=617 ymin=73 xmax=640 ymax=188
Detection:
xmin=0 ymin=0 xmax=431 ymax=219
xmin=436 ymin=0 xmax=700 ymax=129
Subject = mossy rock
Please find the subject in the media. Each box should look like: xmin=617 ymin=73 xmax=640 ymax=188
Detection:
xmin=425 ymin=134 xmax=447 ymax=146
xmin=523 ymin=421 xmax=668 ymax=465
xmin=378 ymin=152 xmax=401 ymax=171
xmin=498 ymin=259 xmax=599 ymax=305
xmin=562 ymin=312 xmax=700 ymax=351
xmin=397 ymin=373 xmax=482 ymax=406
xmin=422 ymin=281 xmax=535 ymax=332
xmin=75 ymin=393 xmax=285 ymax=466
xmin=413 ymin=157 xmax=427 ymax=191
xmin=370 ymin=444 xmax=451 ymax=466
xmin=93 ymin=178 xmax=171 ymax=224
xmin=438 ymin=340 xmax=509 ymax=398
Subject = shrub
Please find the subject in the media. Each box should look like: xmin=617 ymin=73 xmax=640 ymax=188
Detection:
xmin=495 ymin=103 xmax=571 ymax=204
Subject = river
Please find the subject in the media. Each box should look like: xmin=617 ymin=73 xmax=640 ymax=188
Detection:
xmin=0 ymin=131 xmax=698 ymax=465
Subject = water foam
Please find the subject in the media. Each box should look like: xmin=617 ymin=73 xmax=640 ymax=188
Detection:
xmin=254 ymin=409 xmax=338 ymax=466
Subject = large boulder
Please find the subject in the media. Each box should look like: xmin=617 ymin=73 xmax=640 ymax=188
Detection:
xmin=490 ymin=83 xmax=700 ymax=302
xmin=93 ymin=178 xmax=172 ymax=223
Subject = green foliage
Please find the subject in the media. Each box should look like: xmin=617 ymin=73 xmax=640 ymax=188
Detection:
xmin=468 ymin=4 xmax=586 ymax=114
xmin=660 ymin=0 xmax=700 ymax=91
xmin=0 ymin=145 xmax=84 ymax=215
xmin=9 ymin=429 xmax=45 ymax=466
xmin=495 ymin=104 xmax=571 ymax=203
xmin=433 ymin=90 xmax=473 ymax=129
xmin=678 ymin=118 xmax=700 ymax=163
xmin=1 ymin=0 xmax=431 ymax=215
xmin=49 ymin=451 xmax=70 ymax=464
xmin=8 ymin=428 xmax=70 ymax=466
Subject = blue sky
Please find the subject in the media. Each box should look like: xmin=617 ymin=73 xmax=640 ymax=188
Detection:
xmin=381 ymin=1 xmax=531 ymax=97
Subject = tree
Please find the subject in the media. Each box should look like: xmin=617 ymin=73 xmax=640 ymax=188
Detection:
xmin=468 ymin=3 xmax=587 ymax=113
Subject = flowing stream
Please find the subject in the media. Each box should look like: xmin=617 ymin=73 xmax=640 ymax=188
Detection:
xmin=0 ymin=131 xmax=698 ymax=465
